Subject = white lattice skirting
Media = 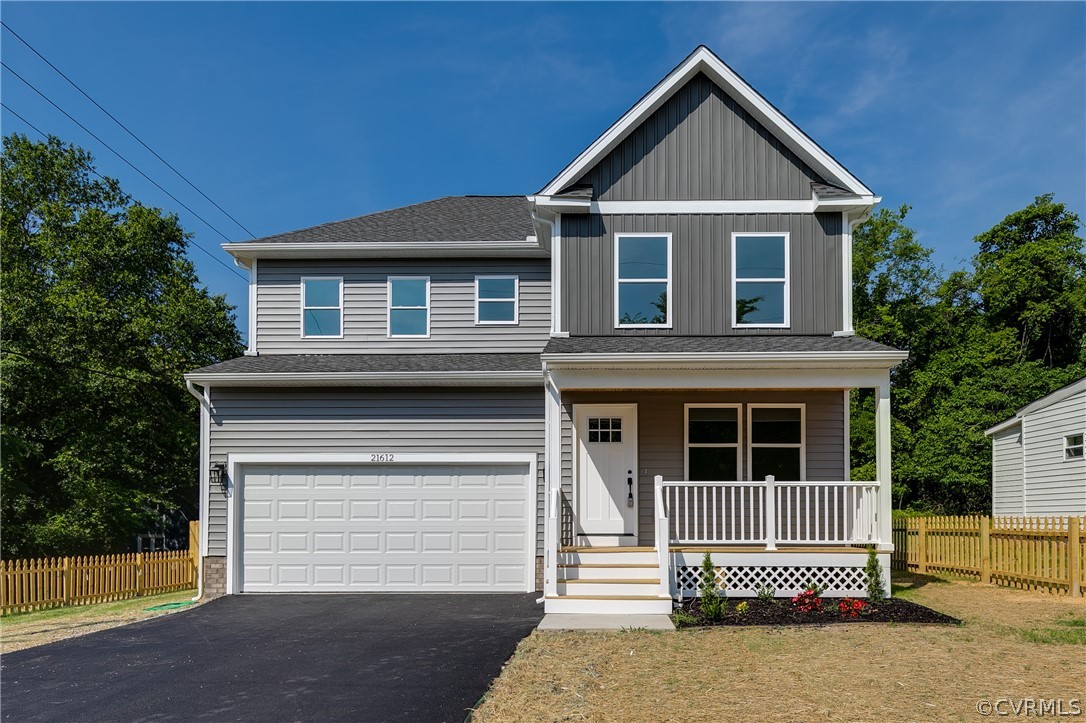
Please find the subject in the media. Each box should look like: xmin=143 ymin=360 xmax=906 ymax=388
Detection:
xmin=676 ymin=564 xmax=869 ymax=598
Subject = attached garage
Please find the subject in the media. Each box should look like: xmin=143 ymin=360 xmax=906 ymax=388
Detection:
xmin=227 ymin=455 xmax=537 ymax=594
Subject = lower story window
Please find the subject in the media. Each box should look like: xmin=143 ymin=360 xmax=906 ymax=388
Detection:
xmin=1066 ymin=434 xmax=1084 ymax=459
xmin=749 ymin=406 xmax=804 ymax=481
xmin=686 ymin=406 xmax=740 ymax=481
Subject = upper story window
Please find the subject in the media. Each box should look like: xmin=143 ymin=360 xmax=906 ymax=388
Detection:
xmin=686 ymin=405 xmax=741 ymax=481
xmin=1066 ymin=434 xmax=1084 ymax=460
xmin=301 ymin=277 xmax=343 ymax=338
xmin=475 ymin=275 xmax=519 ymax=325
xmin=732 ymin=233 xmax=790 ymax=328
xmin=748 ymin=405 xmax=804 ymax=481
xmin=388 ymin=276 xmax=430 ymax=338
xmin=615 ymin=233 xmax=671 ymax=328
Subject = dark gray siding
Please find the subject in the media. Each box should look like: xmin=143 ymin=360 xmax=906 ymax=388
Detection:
xmin=206 ymin=387 xmax=545 ymax=556
xmin=256 ymin=259 xmax=550 ymax=354
xmin=561 ymin=390 xmax=846 ymax=546
xmin=580 ymin=73 xmax=825 ymax=201
xmin=560 ymin=213 xmax=842 ymax=335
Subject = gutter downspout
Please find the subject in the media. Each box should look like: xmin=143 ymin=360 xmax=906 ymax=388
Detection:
xmin=529 ymin=202 xmax=561 ymax=336
xmin=185 ymin=379 xmax=209 ymax=602
xmin=834 ymin=203 xmax=878 ymax=338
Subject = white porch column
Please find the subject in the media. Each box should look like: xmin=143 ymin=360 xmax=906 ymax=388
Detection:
xmin=543 ymin=372 xmax=562 ymax=598
xmin=875 ymin=375 xmax=894 ymax=551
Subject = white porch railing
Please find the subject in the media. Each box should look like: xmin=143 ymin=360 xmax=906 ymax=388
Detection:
xmin=656 ymin=476 xmax=880 ymax=547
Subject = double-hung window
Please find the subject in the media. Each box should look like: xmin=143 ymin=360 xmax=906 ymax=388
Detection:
xmin=686 ymin=405 xmax=741 ymax=481
xmin=748 ymin=405 xmax=804 ymax=481
xmin=388 ymin=276 xmax=430 ymax=337
xmin=615 ymin=233 xmax=671 ymax=328
xmin=475 ymin=275 xmax=519 ymax=324
xmin=301 ymin=277 xmax=343 ymax=338
xmin=1066 ymin=434 xmax=1084 ymax=460
xmin=732 ymin=233 xmax=789 ymax=327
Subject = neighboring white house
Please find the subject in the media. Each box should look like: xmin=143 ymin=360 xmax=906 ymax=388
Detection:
xmin=985 ymin=378 xmax=1086 ymax=516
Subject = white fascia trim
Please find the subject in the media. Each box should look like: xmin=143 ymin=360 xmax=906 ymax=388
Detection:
xmin=183 ymin=370 xmax=544 ymax=387
xmin=225 ymin=452 xmax=539 ymax=595
xmin=531 ymin=198 xmax=879 ymax=216
xmin=223 ymin=240 xmax=549 ymax=260
xmin=539 ymin=47 xmax=872 ymax=197
xmin=541 ymin=350 xmax=908 ymax=368
xmin=984 ymin=416 xmax=1023 ymax=437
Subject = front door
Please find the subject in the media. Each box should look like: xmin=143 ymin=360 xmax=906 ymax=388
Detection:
xmin=575 ymin=404 xmax=638 ymax=546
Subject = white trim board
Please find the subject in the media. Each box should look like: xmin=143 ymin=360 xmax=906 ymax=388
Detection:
xmin=539 ymin=46 xmax=872 ymax=198
xmin=224 ymin=452 xmax=539 ymax=595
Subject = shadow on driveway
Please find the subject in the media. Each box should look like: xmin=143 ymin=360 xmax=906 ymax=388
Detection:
xmin=1 ymin=594 xmax=543 ymax=722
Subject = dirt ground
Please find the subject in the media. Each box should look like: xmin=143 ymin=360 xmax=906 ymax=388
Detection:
xmin=473 ymin=573 xmax=1086 ymax=722
xmin=0 ymin=590 xmax=200 ymax=654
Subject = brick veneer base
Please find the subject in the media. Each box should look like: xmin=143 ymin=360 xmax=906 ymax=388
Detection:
xmin=202 ymin=556 xmax=227 ymax=599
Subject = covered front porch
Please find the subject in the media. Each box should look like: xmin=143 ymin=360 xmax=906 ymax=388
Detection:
xmin=540 ymin=342 xmax=904 ymax=613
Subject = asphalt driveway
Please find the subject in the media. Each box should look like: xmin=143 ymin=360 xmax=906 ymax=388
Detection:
xmin=1 ymin=593 xmax=543 ymax=722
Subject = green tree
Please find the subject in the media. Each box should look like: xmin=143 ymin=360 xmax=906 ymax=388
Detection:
xmin=1 ymin=134 xmax=243 ymax=557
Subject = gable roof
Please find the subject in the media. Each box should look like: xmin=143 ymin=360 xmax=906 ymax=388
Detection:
xmin=539 ymin=46 xmax=873 ymax=199
xmin=984 ymin=377 xmax=1086 ymax=436
xmin=223 ymin=196 xmax=541 ymax=260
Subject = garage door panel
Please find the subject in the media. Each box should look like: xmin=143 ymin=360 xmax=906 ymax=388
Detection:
xmin=240 ymin=463 xmax=532 ymax=592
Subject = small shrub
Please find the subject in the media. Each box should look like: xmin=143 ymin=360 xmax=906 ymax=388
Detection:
xmin=756 ymin=584 xmax=776 ymax=601
xmin=865 ymin=546 xmax=886 ymax=602
xmin=672 ymin=609 xmax=699 ymax=628
xmin=838 ymin=597 xmax=869 ymax=618
xmin=699 ymin=551 xmax=727 ymax=621
xmin=735 ymin=601 xmax=750 ymax=614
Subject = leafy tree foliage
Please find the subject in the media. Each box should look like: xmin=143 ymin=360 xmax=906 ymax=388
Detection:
xmin=850 ymin=195 xmax=1085 ymax=513
xmin=1 ymin=134 xmax=243 ymax=557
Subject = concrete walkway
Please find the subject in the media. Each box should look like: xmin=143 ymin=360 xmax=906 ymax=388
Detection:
xmin=537 ymin=613 xmax=675 ymax=630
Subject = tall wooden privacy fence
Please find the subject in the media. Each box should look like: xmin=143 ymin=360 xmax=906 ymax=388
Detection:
xmin=892 ymin=516 xmax=1084 ymax=597
xmin=0 ymin=521 xmax=199 ymax=615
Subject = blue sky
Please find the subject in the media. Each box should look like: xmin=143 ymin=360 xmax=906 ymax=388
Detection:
xmin=3 ymin=2 xmax=1083 ymax=339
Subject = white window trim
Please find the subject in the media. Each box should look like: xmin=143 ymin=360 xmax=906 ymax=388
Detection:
xmin=684 ymin=403 xmax=743 ymax=481
xmin=731 ymin=232 xmax=791 ymax=329
xmin=746 ymin=403 xmax=806 ymax=481
xmin=614 ymin=232 xmax=673 ymax=329
xmin=1065 ymin=433 xmax=1085 ymax=461
xmin=475 ymin=274 xmax=520 ymax=326
xmin=387 ymin=276 xmax=431 ymax=339
xmin=299 ymin=276 xmax=344 ymax=340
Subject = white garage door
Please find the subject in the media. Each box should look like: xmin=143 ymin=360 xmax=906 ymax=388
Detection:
xmin=239 ymin=463 xmax=533 ymax=592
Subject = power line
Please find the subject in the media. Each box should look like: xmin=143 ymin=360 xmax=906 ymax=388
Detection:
xmin=1 ymin=20 xmax=256 ymax=239
xmin=0 ymin=69 xmax=247 ymax=281
xmin=1 ymin=102 xmax=247 ymax=282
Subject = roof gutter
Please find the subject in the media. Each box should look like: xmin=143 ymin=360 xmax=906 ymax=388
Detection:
xmin=222 ymin=240 xmax=549 ymax=261
xmin=183 ymin=370 xmax=545 ymax=387
xmin=540 ymin=350 xmax=908 ymax=369
xmin=984 ymin=416 xmax=1023 ymax=437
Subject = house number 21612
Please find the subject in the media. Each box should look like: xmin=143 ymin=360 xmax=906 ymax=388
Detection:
xmin=370 ymin=453 xmax=395 ymax=462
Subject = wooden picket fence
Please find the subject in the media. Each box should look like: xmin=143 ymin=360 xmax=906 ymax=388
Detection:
xmin=892 ymin=515 xmax=1084 ymax=597
xmin=0 ymin=521 xmax=199 ymax=615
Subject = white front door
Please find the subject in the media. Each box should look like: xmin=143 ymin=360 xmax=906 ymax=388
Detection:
xmin=575 ymin=404 xmax=638 ymax=546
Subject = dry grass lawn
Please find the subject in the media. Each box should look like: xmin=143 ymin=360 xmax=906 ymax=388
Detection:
xmin=473 ymin=574 xmax=1086 ymax=721
xmin=0 ymin=590 xmax=199 ymax=654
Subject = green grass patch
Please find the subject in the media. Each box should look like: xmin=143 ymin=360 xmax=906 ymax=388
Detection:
xmin=1018 ymin=617 xmax=1086 ymax=646
xmin=0 ymin=590 xmax=195 ymax=626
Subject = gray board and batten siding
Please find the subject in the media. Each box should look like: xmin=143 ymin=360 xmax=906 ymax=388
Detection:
xmin=560 ymin=213 xmax=843 ymax=336
xmin=560 ymin=390 xmax=847 ymax=547
xmin=205 ymin=387 xmax=546 ymax=557
xmin=255 ymin=259 xmax=551 ymax=354
xmin=575 ymin=72 xmax=828 ymax=201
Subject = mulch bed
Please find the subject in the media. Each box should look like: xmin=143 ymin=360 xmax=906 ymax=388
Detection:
xmin=673 ymin=597 xmax=961 ymax=627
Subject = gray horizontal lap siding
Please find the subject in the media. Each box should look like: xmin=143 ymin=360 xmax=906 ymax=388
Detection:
xmin=582 ymin=72 xmax=825 ymax=201
xmin=1021 ymin=392 xmax=1086 ymax=514
xmin=561 ymin=213 xmax=842 ymax=335
xmin=256 ymin=259 xmax=551 ymax=354
xmin=205 ymin=387 xmax=546 ymax=557
xmin=991 ymin=427 xmax=1025 ymax=515
xmin=561 ymin=390 xmax=846 ymax=546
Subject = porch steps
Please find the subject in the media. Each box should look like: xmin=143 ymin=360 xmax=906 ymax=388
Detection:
xmin=547 ymin=548 xmax=672 ymax=615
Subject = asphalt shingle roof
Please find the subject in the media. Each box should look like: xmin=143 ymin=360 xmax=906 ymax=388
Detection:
xmin=542 ymin=335 xmax=902 ymax=354
xmin=811 ymin=182 xmax=859 ymax=198
xmin=190 ymin=353 xmax=542 ymax=375
xmin=237 ymin=196 xmax=533 ymax=246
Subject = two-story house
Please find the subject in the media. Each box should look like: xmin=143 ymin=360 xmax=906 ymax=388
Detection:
xmin=186 ymin=46 xmax=907 ymax=614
